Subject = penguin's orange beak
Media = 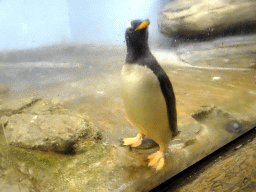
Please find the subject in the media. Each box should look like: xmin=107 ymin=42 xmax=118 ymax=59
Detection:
xmin=135 ymin=20 xmax=150 ymax=31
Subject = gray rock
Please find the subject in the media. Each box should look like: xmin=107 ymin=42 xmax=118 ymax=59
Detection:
xmin=159 ymin=0 xmax=256 ymax=37
xmin=0 ymin=97 xmax=41 ymax=116
xmin=4 ymin=114 xmax=95 ymax=153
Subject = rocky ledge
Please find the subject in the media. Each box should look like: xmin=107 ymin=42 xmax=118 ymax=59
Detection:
xmin=0 ymin=97 xmax=101 ymax=153
xmin=159 ymin=0 xmax=256 ymax=38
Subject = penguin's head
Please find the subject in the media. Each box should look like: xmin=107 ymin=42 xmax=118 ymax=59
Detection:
xmin=125 ymin=19 xmax=150 ymax=48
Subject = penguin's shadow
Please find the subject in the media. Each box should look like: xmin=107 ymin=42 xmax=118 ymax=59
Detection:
xmin=120 ymin=137 xmax=159 ymax=151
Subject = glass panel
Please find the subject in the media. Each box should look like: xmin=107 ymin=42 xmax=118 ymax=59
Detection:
xmin=0 ymin=0 xmax=255 ymax=191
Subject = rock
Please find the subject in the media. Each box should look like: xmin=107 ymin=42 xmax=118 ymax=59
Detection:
xmin=4 ymin=114 xmax=98 ymax=153
xmin=176 ymin=34 xmax=256 ymax=68
xmin=21 ymin=97 xmax=66 ymax=115
xmin=0 ymin=97 xmax=41 ymax=116
xmin=159 ymin=0 xmax=256 ymax=38
xmin=192 ymin=105 xmax=251 ymax=136
xmin=0 ymin=116 xmax=8 ymax=135
xmin=0 ymin=116 xmax=8 ymax=127
xmin=0 ymin=84 xmax=10 ymax=99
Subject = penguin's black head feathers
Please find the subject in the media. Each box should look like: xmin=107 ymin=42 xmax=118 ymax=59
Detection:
xmin=125 ymin=19 xmax=151 ymax=63
xmin=125 ymin=19 xmax=150 ymax=45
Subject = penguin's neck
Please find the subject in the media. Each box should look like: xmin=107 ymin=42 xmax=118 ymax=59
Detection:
xmin=125 ymin=41 xmax=150 ymax=64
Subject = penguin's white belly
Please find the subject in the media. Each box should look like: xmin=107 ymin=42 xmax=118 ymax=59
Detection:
xmin=121 ymin=64 xmax=171 ymax=141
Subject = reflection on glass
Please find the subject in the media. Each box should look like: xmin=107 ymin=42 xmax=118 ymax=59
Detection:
xmin=0 ymin=1 xmax=255 ymax=191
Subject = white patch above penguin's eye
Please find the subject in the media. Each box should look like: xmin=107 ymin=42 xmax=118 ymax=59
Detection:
xmin=126 ymin=23 xmax=132 ymax=29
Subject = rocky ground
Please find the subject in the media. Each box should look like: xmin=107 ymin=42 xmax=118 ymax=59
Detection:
xmin=0 ymin=31 xmax=256 ymax=191
xmin=153 ymin=126 xmax=256 ymax=192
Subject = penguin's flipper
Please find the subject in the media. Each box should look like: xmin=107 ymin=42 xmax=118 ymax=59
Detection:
xmin=123 ymin=133 xmax=144 ymax=147
xmin=148 ymin=151 xmax=165 ymax=171
xmin=157 ymin=71 xmax=178 ymax=137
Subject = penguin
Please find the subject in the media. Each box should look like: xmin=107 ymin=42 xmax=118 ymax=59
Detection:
xmin=121 ymin=19 xmax=178 ymax=171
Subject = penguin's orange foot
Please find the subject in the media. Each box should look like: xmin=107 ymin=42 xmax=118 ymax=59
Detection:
xmin=122 ymin=133 xmax=143 ymax=147
xmin=148 ymin=151 xmax=165 ymax=171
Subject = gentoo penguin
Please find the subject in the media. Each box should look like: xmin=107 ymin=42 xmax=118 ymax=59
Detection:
xmin=121 ymin=19 xmax=178 ymax=171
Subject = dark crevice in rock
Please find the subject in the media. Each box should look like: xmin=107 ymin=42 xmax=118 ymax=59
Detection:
xmin=18 ymin=97 xmax=42 ymax=113
xmin=0 ymin=97 xmax=42 ymax=116
xmin=56 ymin=141 xmax=76 ymax=155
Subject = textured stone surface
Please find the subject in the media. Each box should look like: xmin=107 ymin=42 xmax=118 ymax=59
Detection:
xmin=159 ymin=0 xmax=256 ymax=38
xmin=179 ymin=138 xmax=256 ymax=191
xmin=176 ymin=34 xmax=256 ymax=68
xmin=153 ymin=128 xmax=256 ymax=191
xmin=5 ymin=114 xmax=92 ymax=153
xmin=0 ymin=97 xmax=40 ymax=116
xmin=0 ymin=43 xmax=255 ymax=191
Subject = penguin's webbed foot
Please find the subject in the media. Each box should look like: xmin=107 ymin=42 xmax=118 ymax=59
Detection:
xmin=122 ymin=133 xmax=143 ymax=147
xmin=148 ymin=151 xmax=165 ymax=171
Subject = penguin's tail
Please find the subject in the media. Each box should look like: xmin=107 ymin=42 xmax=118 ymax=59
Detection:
xmin=171 ymin=123 xmax=180 ymax=138
xmin=172 ymin=130 xmax=180 ymax=138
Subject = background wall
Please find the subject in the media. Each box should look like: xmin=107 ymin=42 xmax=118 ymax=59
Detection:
xmin=0 ymin=0 xmax=167 ymax=50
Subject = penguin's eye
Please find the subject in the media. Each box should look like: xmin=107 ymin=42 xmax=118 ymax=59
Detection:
xmin=127 ymin=28 xmax=133 ymax=32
